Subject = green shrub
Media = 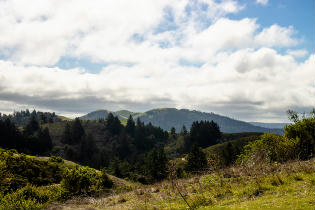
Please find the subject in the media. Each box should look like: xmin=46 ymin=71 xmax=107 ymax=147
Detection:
xmin=49 ymin=156 xmax=64 ymax=163
xmin=237 ymin=133 xmax=297 ymax=165
xmin=285 ymin=118 xmax=315 ymax=160
xmin=0 ymin=150 xmax=63 ymax=194
xmin=0 ymin=185 xmax=53 ymax=210
xmin=61 ymin=166 xmax=112 ymax=195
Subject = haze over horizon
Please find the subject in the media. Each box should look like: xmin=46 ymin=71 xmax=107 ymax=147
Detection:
xmin=0 ymin=0 xmax=314 ymax=122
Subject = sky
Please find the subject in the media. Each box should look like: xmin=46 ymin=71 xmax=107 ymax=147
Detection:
xmin=0 ymin=0 xmax=314 ymax=122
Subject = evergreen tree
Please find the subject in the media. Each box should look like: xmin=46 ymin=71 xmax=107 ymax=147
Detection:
xmin=180 ymin=125 xmax=188 ymax=136
xmin=24 ymin=116 xmax=39 ymax=136
xmin=125 ymin=115 xmax=135 ymax=137
xmin=146 ymin=147 xmax=168 ymax=181
xmin=170 ymin=127 xmax=176 ymax=137
xmin=106 ymin=113 xmax=122 ymax=135
xmin=62 ymin=123 xmax=72 ymax=144
xmin=42 ymin=127 xmax=52 ymax=151
xmin=190 ymin=120 xmax=221 ymax=148
xmin=185 ymin=144 xmax=208 ymax=173
xmin=71 ymin=118 xmax=85 ymax=144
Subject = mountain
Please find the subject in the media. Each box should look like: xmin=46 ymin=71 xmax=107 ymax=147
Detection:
xmin=80 ymin=108 xmax=283 ymax=134
xmin=248 ymin=122 xmax=290 ymax=129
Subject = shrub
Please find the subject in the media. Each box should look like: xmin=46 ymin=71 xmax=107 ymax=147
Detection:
xmin=0 ymin=185 xmax=53 ymax=210
xmin=285 ymin=118 xmax=315 ymax=160
xmin=0 ymin=150 xmax=63 ymax=194
xmin=61 ymin=166 xmax=113 ymax=195
xmin=237 ymin=133 xmax=297 ymax=165
xmin=49 ymin=156 xmax=64 ymax=163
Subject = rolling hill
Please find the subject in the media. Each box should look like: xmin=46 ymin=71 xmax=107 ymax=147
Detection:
xmin=249 ymin=122 xmax=290 ymax=129
xmin=80 ymin=108 xmax=283 ymax=134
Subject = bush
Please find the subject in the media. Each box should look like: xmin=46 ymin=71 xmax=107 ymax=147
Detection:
xmin=237 ymin=133 xmax=297 ymax=165
xmin=0 ymin=149 xmax=63 ymax=194
xmin=285 ymin=118 xmax=315 ymax=160
xmin=0 ymin=185 xmax=53 ymax=210
xmin=61 ymin=166 xmax=113 ymax=195
xmin=49 ymin=156 xmax=64 ymax=163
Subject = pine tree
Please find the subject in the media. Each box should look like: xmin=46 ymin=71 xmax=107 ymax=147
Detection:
xmin=71 ymin=118 xmax=85 ymax=144
xmin=146 ymin=147 xmax=168 ymax=181
xmin=24 ymin=116 xmax=39 ymax=136
xmin=62 ymin=123 xmax=72 ymax=144
xmin=185 ymin=144 xmax=208 ymax=173
xmin=125 ymin=115 xmax=135 ymax=137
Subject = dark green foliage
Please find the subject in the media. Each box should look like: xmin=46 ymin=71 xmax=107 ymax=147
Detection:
xmin=125 ymin=115 xmax=135 ymax=137
xmin=285 ymin=118 xmax=315 ymax=160
xmin=71 ymin=118 xmax=85 ymax=144
xmin=171 ymin=127 xmax=176 ymax=137
xmin=145 ymin=147 xmax=168 ymax=181
xmin=189 ymin=120 xmax=221 ymax=148
xmin=24 ymin=116 xmax=40 ymax=136
xmin=180 ymin=125 xmax=188 ymax=136
xmin=203 ymin=134 xmax=260 ymax=168
xmin=0 ymin=109 xmax=61 ymax=127
xmin=0 ymin=117 xmax=53 ymax=155
xmin=38 ymin=127 xmax=53 ymax=152
xmin=61 ymin=123 xmax=72 ymax=144
xmin=106 ymin=113 xmax=123 ymax=135
xmin=100 ymin=168 xmax=113 ymax=188
xmin=79 ymin=133 xmax=98 ymax=165
xmin=185 ymin=145 xmax=208 ymax=173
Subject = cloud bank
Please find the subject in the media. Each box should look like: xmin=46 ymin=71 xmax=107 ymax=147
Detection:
xmin=0 ymin=0 xmax=313 ymax=122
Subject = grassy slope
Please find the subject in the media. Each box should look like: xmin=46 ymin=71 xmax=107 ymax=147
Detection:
xmin=47 ymin=159 xmax=315 ymax=210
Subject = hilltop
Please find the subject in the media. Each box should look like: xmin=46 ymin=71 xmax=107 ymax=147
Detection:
xmin=80 ymin=108 xmax=283 ymax=134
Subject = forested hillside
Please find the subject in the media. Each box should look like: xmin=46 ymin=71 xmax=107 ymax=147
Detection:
xmin=80 ymin=108 xmax=284 ymax=134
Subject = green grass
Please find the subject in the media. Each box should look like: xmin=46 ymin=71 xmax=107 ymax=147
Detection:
xmin=46 ymin=159 xmax=315 ymax=210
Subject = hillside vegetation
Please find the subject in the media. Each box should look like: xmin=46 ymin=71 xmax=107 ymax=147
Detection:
xmin=0 ymin=148 xmax=132 ymax=210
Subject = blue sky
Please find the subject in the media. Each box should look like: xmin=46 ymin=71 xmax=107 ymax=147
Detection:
xmin=0 ymin=0 xmax=313 ymax=122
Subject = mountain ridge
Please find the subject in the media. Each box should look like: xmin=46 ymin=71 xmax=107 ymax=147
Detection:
xmin=80 ymin=108 xmax=283 ymax=134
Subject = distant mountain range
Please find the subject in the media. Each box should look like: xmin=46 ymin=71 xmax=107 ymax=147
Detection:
xmin=248 ymin=122 xmax=290 ymax=129
xmin=80 ymin=108 xmax=284 ymax=134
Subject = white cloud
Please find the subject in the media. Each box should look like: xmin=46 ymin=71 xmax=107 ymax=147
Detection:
xmin=256 ymin=0 xmax=269 ymax=6
xmin=255 ymin=25 xmax=298 ymax=47
xmin=0 ymin=0 xmax=312 ymax=122
xmin=287 ymin=49 xmax=308 ymax=58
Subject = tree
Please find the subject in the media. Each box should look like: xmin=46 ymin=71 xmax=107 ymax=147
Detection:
xmin=146 ymin=147 xmax=168 ymax=181
xmin=71 ymin=118 xmax=85 ymax=144
xmin=24 ymin=116 xmax=39 ymax=136
xmin=41 ymin=127 xmax=52 ymax=152
xmin=190 ymin=120 xmax=221 ymax=148
xmin=125 ymin=115 xmax=135 ymax=137
xmin=285 ymin=118 xmax=315 ymax=160
xmin=170 ymin=127 xmax=176 ymax=137
xmin=185 ymin=144 xmax=208 ymax=173
xmin=180 ymin=125 xmax=188 ymax=136
xmin=106 ymin=113 xmax=122 ymax=135
xmin=62 ymin=123 xmax=72 ymax=144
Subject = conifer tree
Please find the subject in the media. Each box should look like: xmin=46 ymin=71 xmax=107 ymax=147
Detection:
xmin=185 ymin=144 xmax=208 ymax=173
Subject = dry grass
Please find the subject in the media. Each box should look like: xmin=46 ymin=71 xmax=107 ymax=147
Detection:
xmin=47 ymin=159 xmax=315 ymax=210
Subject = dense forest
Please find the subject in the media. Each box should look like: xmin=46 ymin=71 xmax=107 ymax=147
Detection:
xmin=0 ymin=110 xmax=223 ymax=183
